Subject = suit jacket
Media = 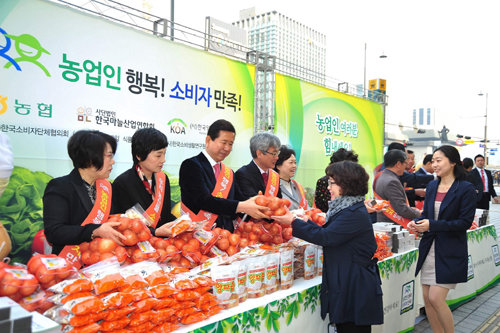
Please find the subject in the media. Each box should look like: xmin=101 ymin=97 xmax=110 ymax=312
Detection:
xmin=401 ymin=170 xmax=434 ymax=188
xmin=179 ymin=153 xmax=239 ymax=231
xmin=374 ymin=169 xmax=421 ymax=222
xmin=43 ymin=169 xmax=102 ymax=255
xmin=280 ymin=179 xmax=309 ymax=210
xmin=234 ymin=160 xmax=281 ymax=201
xmin=292 ymin=201 xmax=383 ymax=325
xmin=111 ymin=168 xmax=176 ymax=229
xmin=415 ymin=179 xmax=476 ymax=283
xmin=470 ymin=168 xmax=497 ymax=199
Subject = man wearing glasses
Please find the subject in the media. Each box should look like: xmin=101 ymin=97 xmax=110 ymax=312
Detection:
xmin=235 ymin=132 xmax=282 ymax=201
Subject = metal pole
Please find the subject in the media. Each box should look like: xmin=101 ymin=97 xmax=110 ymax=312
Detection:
xmin=363 ymin=42 xmax=367 ymax=98
xmin=170 ymin=0 xmax=174 ymax=41
xmin=484 ymin=93 xmax=488 ymax=164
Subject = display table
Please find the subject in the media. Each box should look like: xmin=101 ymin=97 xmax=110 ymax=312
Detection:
xmin=182 ymin=276 xmax=329 ymax=333
xmin=182 ymin=225 xmax=500 ymax=333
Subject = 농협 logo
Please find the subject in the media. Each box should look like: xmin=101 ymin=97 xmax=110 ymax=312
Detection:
xmin=0 ymin=95 xmax=7 ymax=115
xmin=0 ymin=27 xmax=51 ymax=77
xmin=168 ymin=118 xmax=187 ymax=135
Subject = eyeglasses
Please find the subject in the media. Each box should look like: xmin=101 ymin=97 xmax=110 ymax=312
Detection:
xmin=327 ymin=180 xmax=336 ymax=186
xmin=263 ymin=150 xmax=280 ymax=157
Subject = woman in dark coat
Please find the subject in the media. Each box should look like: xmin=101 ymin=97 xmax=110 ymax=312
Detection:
xmin=408 ymin=145 xmax=475 ymax=333
xmin=43 ymin=130 xmax=125 ymax=255
xmin=273 ymin=161 xmax=383 ymax=333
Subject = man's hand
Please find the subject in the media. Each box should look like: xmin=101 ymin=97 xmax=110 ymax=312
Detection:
xmin=237 ymin=196 xmax=269 ymax=219
xmin=154 ymin=221 xmax=176 ymax=238
xmin=94 ymin=222 xmax=126 ymax=245
xmin=415 ymin=189 xmax=426 ymax=197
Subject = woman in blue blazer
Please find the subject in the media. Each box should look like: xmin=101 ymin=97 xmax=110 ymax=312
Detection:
xmin=408 ymin=145 xmax=476 ymax=333
xmin=273 ymin=161 xmax=383 ymax=333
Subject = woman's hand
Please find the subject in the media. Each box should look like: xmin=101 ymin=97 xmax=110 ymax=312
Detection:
xmin=408 ymin=219 xmax=429 ymax=233
xmin=237 ymin=196 xmax=269 ymax=220
xmin=94 ymin=222 xmax=126 ymax=245
xmin=271 ymin=206 xmax=295 ymax=226
xmin=154 ymin=221 xmax=175 ymax=238
xmin=364 ymin=200 xmax=377 ymax=213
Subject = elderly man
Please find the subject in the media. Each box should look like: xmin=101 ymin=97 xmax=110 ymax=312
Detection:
xmin=179 ymin=120 xmax=268 ymax=231
xmin=373 ymin=150 xmax=421 ymax=227
xmin=235 ymin=132 xmax=282 ymax=200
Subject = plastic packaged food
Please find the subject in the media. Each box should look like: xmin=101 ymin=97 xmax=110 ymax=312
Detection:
xmin=304 ymin=244 xmax=316 ymax=280
xmin=103 ymin=305 xmax=136 ymax=321
xmin=27 ymin=254 xmax=75 ymax=288
xmin=211 ymin=264 xmax=239 ymax=308
xmin=316 ymin=246 xmax=323 ymax=277
xmin=81 ymin=257 xmax=125 ymax=294
xmin=49 ymin=278 xmax=94 ymax=295
xmin=264 ymin=253 xmax=280 ymax=294
xmin=100 ymin=292 xmax=134 ymax=309
xmin=62 ymin=322 xmax=101 ymax=333
xmin=246 ymin=257 xmax=266 ymax=298
xmin=236 ymin=260 xmax=248 ymax=303
xmin=62 ymin=296 xmax=105 ymax=316
xmin=0 ymin=264 xmax=39 ymax=301
xmin=279 ymin=248 xmax=294 ymax=290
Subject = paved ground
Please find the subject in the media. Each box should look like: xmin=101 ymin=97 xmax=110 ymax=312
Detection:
xmin=413 ymin=185 xmax=500 ymax=333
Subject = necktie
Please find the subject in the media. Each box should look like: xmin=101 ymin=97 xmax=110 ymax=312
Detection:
xmin=481 ymin=169 xmax=486 ymax=191
xmin=213 ymin=163 xmax=221 ymax=179
xmin=262 ymin=172 xmax=268 ymax=185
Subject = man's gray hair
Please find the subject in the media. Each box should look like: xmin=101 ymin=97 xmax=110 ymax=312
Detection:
xmin=250 ymin=132 xmax=281 ymax=158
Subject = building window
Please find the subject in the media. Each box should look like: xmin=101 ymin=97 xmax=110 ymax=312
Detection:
xmin=419 ymin=108 xmax=424 ymax=125
xmin=413 ymin=109 xmax=416 ymax=125
xmin=427 ymin=108 xmax=431 ymax=125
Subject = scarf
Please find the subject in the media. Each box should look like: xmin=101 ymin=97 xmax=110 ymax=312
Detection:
xmin=325 ymin=195 xmax=365 ymax=222
xmin=136 ymin=165 xmax=155 ymax=197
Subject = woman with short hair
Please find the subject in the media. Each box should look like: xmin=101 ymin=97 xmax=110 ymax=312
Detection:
xmin=43 ymin=130 xmax=124 ymax=255
xmin=112 ymin=128 xmax=177 ymax=237
xmin=273 ymin=161 xmax=383 ymax=333
xmin=274 ymin=145 xmax=309 ymax=210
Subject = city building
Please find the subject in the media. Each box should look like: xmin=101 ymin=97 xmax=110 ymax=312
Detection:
xmin=412 ymin=107 xmax=435 ymax=129
xmin=233 ymin=7 xmax=326 ymax=85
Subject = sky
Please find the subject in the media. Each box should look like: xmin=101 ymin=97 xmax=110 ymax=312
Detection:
xmin=70 ymin=0 xmax=500 ymax=145
xmin=144 ymin=0 xmax=500 ymax=143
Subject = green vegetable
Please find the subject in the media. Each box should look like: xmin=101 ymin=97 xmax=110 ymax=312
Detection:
xmin=0 ymin=166 xmax=52 ymax=263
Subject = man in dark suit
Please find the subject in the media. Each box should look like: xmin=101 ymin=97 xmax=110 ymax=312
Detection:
xmin=235 ymin=132 xmax=282 ymax=200
xmin=416 ymin=154 xmax=433 ymax=177
xmin=471 ymin=154 xmax=498 ymax=210
xmin=179 ymin=120 xmax=268 ymax=231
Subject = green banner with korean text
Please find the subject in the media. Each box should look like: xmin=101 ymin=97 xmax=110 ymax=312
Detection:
xmin=275 ymin=73 xmax=384 ymax=201
xmin=0 ymin=0 xmax=255 ymax=263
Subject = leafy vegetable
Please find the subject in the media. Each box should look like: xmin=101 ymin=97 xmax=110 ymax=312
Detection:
xmin=0 ymin=166 xmax=52 ymax=263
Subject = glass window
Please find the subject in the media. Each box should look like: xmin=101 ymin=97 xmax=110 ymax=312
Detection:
xmin=419 ymin=108 xmax=424 ymax=125
xmin=427 ymin=108 xmax=431 ymax=125
xmin=413 ymin=109 xmax=416 ymax=125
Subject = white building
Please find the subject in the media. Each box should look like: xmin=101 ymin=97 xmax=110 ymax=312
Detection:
xmin=412 ymin=107 xmax=435 ymax=129
xmin=233 ymin=7 xmax=326 ymax=85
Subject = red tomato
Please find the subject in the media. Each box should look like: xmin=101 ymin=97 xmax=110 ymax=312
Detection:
xmin=122 ymin=229 xmax=139 ymax=246
xmin=229 ymin=234 xmax=240 ymax=246
xmin=35 ymin=267 xmax=53 ymax=285
xmin=19 ymin=279 xmax=38 ymax=296
xmin=89 ymin=238 xmax=100 ymax=252
xmin=216 ymin=238 xmax=229 ymax=251
xmin=155 ymin=239 xmax=168 ymax=250
xmin=81 ymin=251 xmax=92 ymax=266
xmin=79 ymin=242 xmax=90 ymax=252
xmin=219 ymin=230 xmax=230 ymax=239
xmin=137 ymin=230 xmax=151 ymax=242
xmin=130 ymin=219 xmax=144 ymax=234
xmin=282 ymin=228 xmax=293 ymax=240
xmin=269 ymin=224 xmax=280 ymax=235
xmin=272 ymin=235 xmax=283 ymax=244
xmin=118 ymin=218 xmax=131 ymax=232
xmin=226 ymin=246 xmax=238 ymax=256
xmin=260 ymin=233 xmax=272 ymax=243
xmin=173 ymin=239 xmax=186 ymax=250
xmin=268 ymin=197 xmax=282 ymax=211
xmin=255 ymin=195 xmax=270 ymax=206
xmin=89 ymin=252 xmax=101 ymax=265
xmin=98 ymin=239 xmax=117 ymax=253
xmin=239 ymin=238 xmax=249 ymax=248
xmin=273 ymin=207 xmax=286 ymax=216
xmin=248 ymin=233 xmax=259 ymax=241
xmin=0 ymin=277 xmax=21 ymax=296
